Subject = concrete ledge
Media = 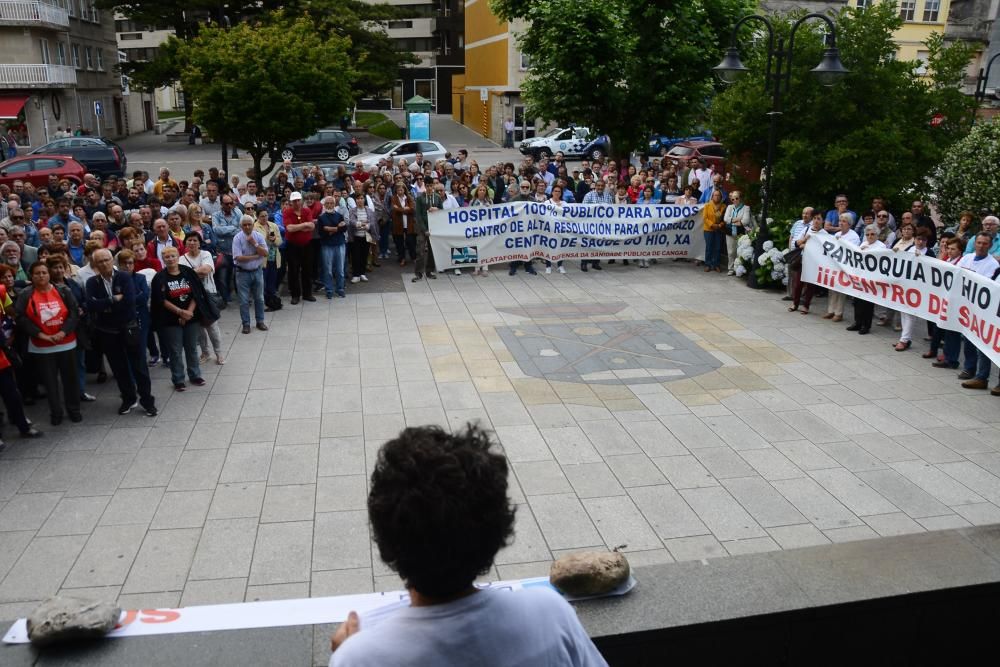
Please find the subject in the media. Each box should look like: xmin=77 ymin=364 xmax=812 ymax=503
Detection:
xmin=4 ymin=527 xmax=1000 ymax=665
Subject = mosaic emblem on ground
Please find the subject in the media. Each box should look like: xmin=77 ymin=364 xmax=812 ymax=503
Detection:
xmin=496 ymin=318 xmax=722 ymax=385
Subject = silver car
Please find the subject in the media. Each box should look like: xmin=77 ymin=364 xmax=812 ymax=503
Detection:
xmin=354 ymin=139 xmax=448 ymax=169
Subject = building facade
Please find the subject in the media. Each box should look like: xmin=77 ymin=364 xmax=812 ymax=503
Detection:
xmin=944 ymin=0 xmax=1000 ymax=98
xmin=359 ymin=0 xmax=464 ymax=114
xmin=451 ymin=0 xmax=536 ymax=144
xmin=114 ymin=14 xmax=178 ymax=113
xmin=0 ymin=0 xmax=147 ymax=151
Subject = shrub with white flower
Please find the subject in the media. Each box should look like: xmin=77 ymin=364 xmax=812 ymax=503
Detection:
xmin=733 ymin=234 xmax=754 ymax=277
xmin=935 ymin=119 xmax=1000 ymax=228
xmin=754 ymin=246 xmax=787 ymax=288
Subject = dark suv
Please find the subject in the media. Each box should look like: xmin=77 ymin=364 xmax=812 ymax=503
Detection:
xmin=30 ymin=136 xmax=126 ymax=178
xmin=281 ymin=129 xmax=360 ymax=162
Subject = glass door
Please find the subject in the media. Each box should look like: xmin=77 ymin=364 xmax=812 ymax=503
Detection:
xmin=513 ymin=105 xmax=535 ymax=142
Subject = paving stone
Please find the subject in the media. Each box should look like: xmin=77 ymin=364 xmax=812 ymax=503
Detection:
xmin=660 ymin=415 xmax=726 ymax=450
xmin=807 ymin=468 xmax=900 ymax=517
xmin=823 ymin=525 xmax=880 ymax=543
xmin=692 ymin=447 xmax=757 ymax=480
xmin=562 ymin=462 xmax=626 ymax=499
xmin=38 ymin=496 xmax=110 ymax=537
xmin=63 ymin=524 xmax=148 ymax=589
xmin=721 ymin=477 xmax=806 ymax=528
xmin=916 ymin=514 xmax=972 ymax=531
xmin=231 ymin=416 xmax=280 ymax=444
xmin=187 ymin=419 xmax=237 ymax=449
xmin=276 ymin=418 xmax=322 ymax=446
xmin=167 ymin=450 xmax=226 ymax=491
xmin=151 ymin=490 xmax=213 ymax=530
xmin=772 ymin=440 xmax=840 ymax=471
xmin=662 ymin=535 xmax=727 ymax=562
xmin=313 ymin=511 xmax=370 ymax=571
xmin=528 ymin=493 xmax=602 ymax=551
xmin=629 ymin=485 xmax=709 ymax=540
xmin=605 ymin=454 xmax=667 ymax=488
xmin=582 ymin=495 xmax=662 ymax=551
xmin=578 ymin=420 xmax=641 ymax=456
xmin=0 ymin=535 xmax=88 ymax=602
xmin=0 ymin=491 xmax=63 ymax=531
xmin=318 ymin=437 xmax=366 ymax=477
xmin=0 ymin=530 xmax=34 ymax=583
xmin=495 ymin=504 xmax=552 ymax=565
xmin=540 ymin=426 xmax=602 ymax=465
xmin=260 ymin=484 xmax=316 ymax=523
xmin=680 ymin=487 xmax=767 ymax=541
xmin=208 ymin=482 xmax=266 ymax=520
xmin=854 ymin=469 xmax=952 ymax=519
xmin=268 ymin=445 xmax=319 ymax=486
xmin=100 ymin=487 xmax=164 ymax=527
xmin=189 ymin=518 xmax=258 ymax=581
xmin=766 ymin=523 xmax=831 ymax=549
xmin=311 ymin=568 xmax=375 ymax=597
xmin=180 ymin=577 xmax=248 ymax=606
xmin=0 ymin=459 xmax=41 ymax=502
xmin=889 ymin=460 xmax=986 ymax=506
xmin=316 ymin=475 xmax=367 ymax=512
xmin=494 ymin=425 xmax=553 ymax=462
xmin=249 ymin=520 xmax=313 ymax=586
xmin=771 ymin=477 xmax=864 ymax=530
xmin=723 ymin=536 xmax=781 ymax=556
xmin=513 ymin=460 xmax=573 ymax=496
xmin=120 ymin=447 xmax=183 ymax=488
xmin=816 ymin=441 xmax=887 ymax=472
xmin=849 ymin=433 xmax=921 ymax=464
xmin=862 ymin=512 xmax=925 ymax=537
xmin=952 ymin=502 xmax=1000 ymax=526
xmin=738 ymin=448 xmax=803 ymax=481
xmin=935 ymin=461 xmax=1000 ymax=506
xmin=122 ymin=528 xmax=201 ymax=594
xmin=652 ymin=455 xmax=717 ymax=489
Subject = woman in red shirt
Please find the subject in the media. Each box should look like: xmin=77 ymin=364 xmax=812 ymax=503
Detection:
xmin=14 ymin=261 xmax=81 ymax=425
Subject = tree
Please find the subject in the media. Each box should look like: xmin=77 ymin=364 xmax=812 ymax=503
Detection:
xmin=175 ymin=15 xmax=354 ymax=179
xmin=708 ymin=3 xmax=976 ymax=220
xmin=490 ymin=0 xmax=755 ymax=156
xmin=102 ymin=0 xmax=417 ymax=130
xmin=934 ymin=120 xmax=1000 ymax=226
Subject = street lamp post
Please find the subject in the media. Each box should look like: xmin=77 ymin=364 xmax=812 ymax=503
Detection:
xmin=714 ymin=13 xmax=848 ymax=288
xmin=974 ymin=51 xmax=1000 ymax=104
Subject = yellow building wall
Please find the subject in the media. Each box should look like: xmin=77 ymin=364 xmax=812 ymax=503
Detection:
xmin=451 ymin=74 xmax=465 ymax=123
xmin=465 ymin=0 xmax=507 ymax=44
xmin=459 ymin=0 xmax=511 ymax=136
xmin=846 ymin=0 xmax=950 ymax=62
xmin=464 ymin=40 xmax=509 ymax=87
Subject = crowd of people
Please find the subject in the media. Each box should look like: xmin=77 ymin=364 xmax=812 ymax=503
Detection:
xmin=0 ymin=146 xmax=998 ymax=448
xmin=785 ymin=197 xmax=1000 ymax=396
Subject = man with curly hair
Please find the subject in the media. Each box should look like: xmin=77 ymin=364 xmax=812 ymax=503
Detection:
xmin=329 ymin=425 xmax=607 ymax=666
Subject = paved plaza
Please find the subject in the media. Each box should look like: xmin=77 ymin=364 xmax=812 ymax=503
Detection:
xmin=2 ymin=259 xmax=1000 ymax=626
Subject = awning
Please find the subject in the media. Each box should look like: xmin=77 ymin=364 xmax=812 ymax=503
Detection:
xmin=0 ymin=95 xmax=30 ymax=120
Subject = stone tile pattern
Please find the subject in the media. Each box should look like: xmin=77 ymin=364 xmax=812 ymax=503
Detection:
xmin=2 ymin=268 xmax=999 ymax=625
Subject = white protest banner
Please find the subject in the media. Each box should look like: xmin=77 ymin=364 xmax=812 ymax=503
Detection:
xmin=3 ymin=575 xmax=636 ymax=643
xmin=428 ymin=202 xmax=705 ymax=268
xmin=802 ymin=232 xmax=1000 ymax=366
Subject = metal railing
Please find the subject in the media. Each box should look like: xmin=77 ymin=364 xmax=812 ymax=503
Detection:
xmin=0 ymin=64 xmax=77 ymax=87
xmin=0 ymin=0 xmax=71 ymax=28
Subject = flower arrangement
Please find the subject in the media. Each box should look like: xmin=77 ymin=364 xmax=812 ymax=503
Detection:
xmin=734 ymin=234 xmax=754 ymax=277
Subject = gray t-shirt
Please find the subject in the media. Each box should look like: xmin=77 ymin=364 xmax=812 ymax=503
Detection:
xmin=330 ymin=586 xmax=607 ymax=667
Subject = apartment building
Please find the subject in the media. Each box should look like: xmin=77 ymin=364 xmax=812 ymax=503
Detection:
xmin=0 ymin=0 xmax=144 ymax=150
xmin=362 ymin=0 xmax=464 ymax=113
xmin=450 ymin=0 xmax=536 ymax=143
xmin=114 ymin=14 xmax=178 ymax=114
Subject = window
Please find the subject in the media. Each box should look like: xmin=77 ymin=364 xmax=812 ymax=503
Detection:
xmin=520 ymin=52 xmax=531 ymax=70
xmin=391 ymin=37 xmax=435 ymax=51
xmin=2 ymin=161 xmax=32 ymax=174
xmin=56 ymin=43 xmax=67 ymax=66
xmin=96 ymin=49 xmax=104 ymax=71
xmin=387 ymin=20 xmax=413 ymax=29
xmin=120 ymin=33 xmax=143 ymax=41
xmin=33 ymin=159 xmax=65 ymax=170
xmin=85 ymin=46 xmax=93 ymax=70
xmin=922 ymin=0 xmax=940 ymax=21
xmin=40 ymin=39 xmax=51 ymax=65
xmin=856 ymin=0 xmax=871 ymax=7
xmin=899 ymin=0 xmax=915 ymax=21
xmin=72 ymin=44 xmax=81 ymax=69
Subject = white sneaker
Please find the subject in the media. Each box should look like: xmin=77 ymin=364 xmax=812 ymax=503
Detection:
xmin=359 ymin=275 xmax=368 ymax=282
xmin=558 ymin=266 xmax=566 ymax=274
xmin=351 ymin=277 xmax=360 ymax=283
xmin=454 ymin=268 xmax=461 ymax=276
xmin=545 ymin=267 xmax=552 ymax=274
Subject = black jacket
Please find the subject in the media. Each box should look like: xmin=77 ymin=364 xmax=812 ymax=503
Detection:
xmin=85 ymin=269 xmax=136 ymax=333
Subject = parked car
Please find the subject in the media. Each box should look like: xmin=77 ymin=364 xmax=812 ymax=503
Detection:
xmin=519 ymin=126 xmax=599 ymax=160
xmin=30 ymin=136 xmax=126 ymax=178
xmin=664 ymin=141 xmax=729 ymax=173
xmin=353 ymin=140 xmax=448 ymax=169
xmin=580 ymin=134 xmax=612 ymax=161
xmin=648 ymin=132 xmax=714 ymax=156
xmin=280 ymin=129 xmax=361 ymax=162
xmin=0 ymin=154 xmax=87 ymax=189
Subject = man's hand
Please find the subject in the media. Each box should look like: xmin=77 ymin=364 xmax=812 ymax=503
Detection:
xmin=330 ymin=611 xmax=359 ymax=653
xmin=179 ymin=309 xmax=194 ymax=322
xmin=113 ymin=294 xmax=124 ymax=302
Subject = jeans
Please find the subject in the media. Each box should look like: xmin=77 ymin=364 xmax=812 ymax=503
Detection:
xmin=0 ymin=367 xmax=31 ymax=435
xmin=703 ymin=231 xmax=722 ymax=269
xmin=394 ymin=234 xmax=417 ymax=262
xmin=160 ymin=324 xmax=202 ymax=385
xmin=853 ymin=299 xmax=874 ymax=331
xmin=963 ymin=336 xmax=993 ymax=381
xmin=352 ymin=237 xmax=370 ymax=277
xmin=214 ymin=253 xmax=233 ymax=304
xmin=235 ymin=267 xmax=266 ymax=325
xmin=379 ymin=221 xmax=391 ymax=256
xmin=931 ymin=329 xmax=962 ymax=365
xmin=415 ymin=232 xmax=434 ymax=275
xmin=264 ymin=260 xmax=279 ymax=301
xmin=199 ymin=321 xmax=223 ymax=356
xmin=321 ymin=244 xmax=346 ymax=296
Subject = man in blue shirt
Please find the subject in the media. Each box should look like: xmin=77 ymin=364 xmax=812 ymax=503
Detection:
xmin=47 ymin=197 xmax=80 ymax=236
xmin=964 ymin=216 xmax=1000 ymax=257
xmin=824 ymin=194 xmax=856 ymax=232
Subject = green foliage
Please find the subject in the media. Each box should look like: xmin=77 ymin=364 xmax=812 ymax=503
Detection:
xmin=355 ymin=112 xmax=404 ymax=140
xmin=103 ymin=0 xmax=416 ymax=108
xmin=709 ymin=3 xmax=976 ymax=219
xmin=934 ymin=119 xmax=1000 ymax=226
xmin=491 ymin=0 xmax=755 ymax=156
xmin=176 ymin=15 xmax=354 ymax=178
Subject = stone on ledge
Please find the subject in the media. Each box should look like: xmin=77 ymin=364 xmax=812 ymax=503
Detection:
xmin=26 ymin=597 xmax=121 ymax=646
xmin=550 ymin=550 xmax=631 ymax=597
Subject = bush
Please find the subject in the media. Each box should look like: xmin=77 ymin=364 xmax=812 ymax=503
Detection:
xmin=934 ymin=119 xmax=1000 ymax=226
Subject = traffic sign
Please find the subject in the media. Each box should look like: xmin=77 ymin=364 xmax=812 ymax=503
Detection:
xmin=94 ymin=100 xmax=103 ymax=117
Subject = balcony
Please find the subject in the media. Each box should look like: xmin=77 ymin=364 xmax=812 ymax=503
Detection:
xmin=0 ymin=0 xmax=70 ymax=29
xmin=0 ymin=64 xmax=77 ymax=88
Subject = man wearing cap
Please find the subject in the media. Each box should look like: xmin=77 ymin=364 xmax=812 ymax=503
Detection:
xmin=412 ymin=177 xmax=441 ymax=282
xmin=283 ymin=191 xmax=316 ymax=303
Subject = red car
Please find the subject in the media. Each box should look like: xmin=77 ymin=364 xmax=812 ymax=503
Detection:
xmin=0 ymin=154 xmax=87 ymax=189
xmin=664 ymin=140 xmax=760 ymax=184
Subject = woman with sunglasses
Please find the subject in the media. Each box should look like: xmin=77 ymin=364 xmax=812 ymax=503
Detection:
xmin=846 ymin=225 xmax=887 ymax=335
